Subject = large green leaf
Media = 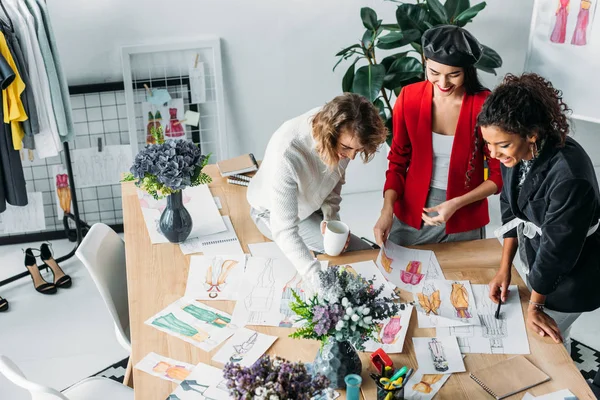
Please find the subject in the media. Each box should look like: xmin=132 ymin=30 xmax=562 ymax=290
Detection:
xmin=396 ymin=4 xmax=432 ymax=32
xmin=376 ymin=29 xmax=421 ymax=50
xmin=361 ymin=29 xmax=374 ymax=50
xmin=381 ymin=52 xmax=410 ymax=71
xmin=475 ymin=44 xmax=503 ymax=69
xmin=381 ymin=23 xmax=401 ymax=31
xmin=454 ymin=1 xmax=486 ymax=26
xmin=361 ymin=7 xmax=381 ymax=30
xmin=335 ymin=44 xmax=361 ymax=57
xmin=383 ymin=57 xmax=423 ymax=90
xmin=373 ymin=98 xmax=387 ymax=121
xmin=426 ymin=0 xmax=448 ymax=24
xmin=352 ymin=64 xmax=386 ymax=102
xmin=342 ymin=58 xmax=359 ymax=92
xmin=444 ymin=0 xmax=470 ymax=21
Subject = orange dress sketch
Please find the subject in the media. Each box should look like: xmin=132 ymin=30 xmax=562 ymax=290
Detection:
xmin=450 ymin=283 xmax=471 ymax=319
xmin=152 ymin=361 xmax=191 ymax=381
xmin=417 ymin=290 xmax=441 ymax=316
xmin=56 ymin=174 xmax=71 ymax=214
xmin=412 ymin=374 xmax=444 ymax=394
xmin=204 ymin=258 xmax=238 ymax=298
xmin=400 ymin=260 xmax=424 ymax=285
xmin=381 ymin=249 xmax=393 ymax=273
xmin=550 ymin=0 xmax=570 ymax=43
xmin=572 ymin=0 xmax=592 ymax=45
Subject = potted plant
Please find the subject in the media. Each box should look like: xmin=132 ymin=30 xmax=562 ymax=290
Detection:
xmin=289 ymin=266 xmax=399 ymax=389
xmin=334 ymin=0 xmax=503 ymax=143
xmin=123 ymin=140 xmax=211 ymax=243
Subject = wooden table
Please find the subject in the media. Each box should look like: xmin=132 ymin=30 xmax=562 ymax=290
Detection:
xmin=122 ymin=165 xmax=595 ymax=400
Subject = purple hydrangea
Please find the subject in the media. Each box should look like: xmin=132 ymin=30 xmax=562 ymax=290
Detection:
xmin=312 ymin=304 xmax=345 ymax=336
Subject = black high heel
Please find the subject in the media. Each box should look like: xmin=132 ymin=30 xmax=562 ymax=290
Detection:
xmin=40 ymin=243 xmax=72 ymax=288
xmin=24 ymin=249 xmax=57 ymax=295
xmin=0 ymin=296 xmax=8 ymax=312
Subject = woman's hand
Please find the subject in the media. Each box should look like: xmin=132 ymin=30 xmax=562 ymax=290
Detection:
xmin=527 ymin=306 xmax=563 ymax=343
xmin=422 ymin=199 xmax=459 ymax=226
xmin=374 ymin=208 xmax=394 ymax=246
xmin=488 ymin=270 xmax=511 ymax=303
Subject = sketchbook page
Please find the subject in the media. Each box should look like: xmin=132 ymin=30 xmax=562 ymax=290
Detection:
xmin=180 ymin=216 xmax=243 ymax=255
xmin=363 ymin=304 xmax=413 ymax=354
xmin=0 ymin=192 xmax=45 ymax=234
xmin=403 ymin=369 xmax=452 ymax=400
xmin=248 ymin=241 xmax=287 ymax=259
xmin=169 ymin=362 xmax=229 ymax=400
xmin=145 ymin=298 xmax=239 ymax=352
xmin=71 ymin=145 xmax=132 ymax=188
xmin=436 ymin=285 xmax=529 ymax=354
xmin=211 ymin=327 xmax=278 ymax=367
xmin=376 ymin=241 xmax=434 ymax=293
xmin=413 ymin=336 xmax=465 ymax=374
xmin=415 ymin=279 xmax=481 ymax=328
xmin=134 ymin=352 xmax=194 ymax=384
xmin=185 ymin=254 xmax=247 ymax=301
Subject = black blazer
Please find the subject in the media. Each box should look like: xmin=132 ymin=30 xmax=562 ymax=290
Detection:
xmin=500 ymin=137 xmax=600 ymax=312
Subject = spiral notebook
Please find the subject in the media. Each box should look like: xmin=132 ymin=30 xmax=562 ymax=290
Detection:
xmin=469 ymin=356 xmax=550 ymax=399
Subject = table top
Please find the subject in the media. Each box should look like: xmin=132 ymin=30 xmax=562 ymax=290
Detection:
xmin=122 ymin=165 xmax=595 ymax=400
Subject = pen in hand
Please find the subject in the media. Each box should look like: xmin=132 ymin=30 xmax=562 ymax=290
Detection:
xmin=495 ymin=292 xmax=502 ymax=319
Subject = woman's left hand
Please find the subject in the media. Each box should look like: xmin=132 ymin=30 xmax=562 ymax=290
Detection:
xmin=527 ymin=307 xmax=563 ymax=343
xmin=422 ymin=199 xmax=459 ymax=226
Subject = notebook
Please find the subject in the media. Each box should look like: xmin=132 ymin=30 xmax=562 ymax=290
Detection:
xmin=217 ymin=153 xmax=258 ymax=177
xmin=469 ymin=356 xmax=550 ymax=399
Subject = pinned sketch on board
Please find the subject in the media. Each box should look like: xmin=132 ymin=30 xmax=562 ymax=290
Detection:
xmin=404 ymin=370 xmax=451 ymax=400
xmin=50 ymin=165 xmax=72 ymax=220
xmin=145 ymin=298 xmax=238 ymax=352
xmin=189 ymin=54 xmax=207 ymax=104
xmin=168 ymin=362 xmax=229 ymax=400
xmin=0 ymin=192 xmax=45 ymax=234
xmin=179 ymin=216 xmax=243 ymax=255
xmin=71 ymin=145 xmax=132 ymax=189
xmin=415 ymin=280 xmax=481 ymax=328
xmin=364 ymin=303 xmax=413 ymax=353
xmin=437 ymin=284 xmax=530 ymax=354
xmin=212 ymin=327 xmax=278 ymax=367
xmin=413 ymin=337 xmax=465 ymax=374
xmin=134 ymin=352 xmax=194 ymax=384
xmin=185 ymin=254 xmax=247 ymax=300
xmin=142 ymin=98 xmax=187 ymax=142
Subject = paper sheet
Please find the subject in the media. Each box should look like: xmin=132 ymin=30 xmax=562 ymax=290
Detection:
xmin=437 ymin=285 xmax=530 ymax=354
xmin=413 ymin=336 xmax=465 ymax=374
xmin=134 ymin=352 xmax=194 ymax=384
xmin=168 ymin=362 xmax=229 ymax=400
xmin=248 ymin=241 xmax=287 ymax=259
xmin=145 ymin=298 xmax=239 ymax=352
xmin=50 ymin=165 xmax=73 ymax=221
xmin=185 ymin=254 xmax=247 ymax=300
xmin=342 ymin=260 xmax=398 ymax=299
xmin=139 ymin=185 xmax=226 ymax=244
xmin=403 ymin=369 xmax=452 ymax=400
xmin=415 ymin=280 xmax=481 ymax=328
xmin=0 ymin=192 xmax=45 ymax=234
xmin=189 ymin=62 xmax=207 ymax=104
xmin=533 ymin=389 xmax=577 ymax=400
xmin=211 ymin=327 xmax=278 ymax=367
xmin=71 ymin=145 xmax=132 ymax=188
xmin=364 ymin=304 xmax=413 ymax=353
xmin=179 ymin=216 xmax=243 ymax=255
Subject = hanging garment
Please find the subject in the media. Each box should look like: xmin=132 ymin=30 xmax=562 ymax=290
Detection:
xmin=0 ymin=31 xmax=27 ymax=151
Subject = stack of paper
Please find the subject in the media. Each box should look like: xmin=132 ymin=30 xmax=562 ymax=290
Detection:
xmin=179 ymin=216 xmax=243 ymax=255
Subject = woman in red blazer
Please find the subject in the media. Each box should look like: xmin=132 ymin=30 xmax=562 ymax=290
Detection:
xmin=374 ymin=25 xmax=503 ymax=246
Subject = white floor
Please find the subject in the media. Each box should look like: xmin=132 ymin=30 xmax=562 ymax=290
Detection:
xmin=0 ymin=192 xmax=598 ymax=399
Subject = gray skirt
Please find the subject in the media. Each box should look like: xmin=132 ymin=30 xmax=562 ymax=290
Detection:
xmin=388 ymin=187 xmax=485 ymax=246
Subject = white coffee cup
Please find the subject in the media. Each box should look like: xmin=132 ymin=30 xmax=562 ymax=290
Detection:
xmin=322 ymin=221 xmax=350 ymax=257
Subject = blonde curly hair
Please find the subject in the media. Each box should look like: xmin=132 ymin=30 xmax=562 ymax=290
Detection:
xmin=312 ymin=93 xmax=387 ymax=167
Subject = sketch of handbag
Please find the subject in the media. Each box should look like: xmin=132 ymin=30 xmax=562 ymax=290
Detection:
xmin=400 ymin=260 xmax=424 ymax=285
xmin=204 ymin=257 xmax=238 ymax=298
xmin=428 ymin=338 xmax=449 ymax=372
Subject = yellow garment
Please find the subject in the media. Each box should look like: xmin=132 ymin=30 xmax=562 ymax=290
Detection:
xmin=0 ymin=32 xmax=27 ymax=150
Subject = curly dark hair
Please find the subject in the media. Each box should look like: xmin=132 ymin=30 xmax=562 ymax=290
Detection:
xmin=476 ymin=73 xmax=571 ymax=146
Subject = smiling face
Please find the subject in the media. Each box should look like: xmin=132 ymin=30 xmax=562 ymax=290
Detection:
xmin=336 ymin=128 xmax=364 ymax=161
xmin=426 ymin=59 xmax=465 ymax=98
xmin=481 ymin=125 xmax=537 ymax=168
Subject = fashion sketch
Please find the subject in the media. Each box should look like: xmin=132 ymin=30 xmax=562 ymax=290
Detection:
xmin=244 ymin=258 xmax=275 ymax=324
xmin=151 ymin=313 xmax=210 ymax=343
xmin=181 ymin=303 xmax=232 ymax=328
xmin=279 ymin=271 xmax=303 ymax=327
xmin=428 ymin=338 xmax=449 ymax=372
xmin=230 ymin=332 xmax=258 ymax=362
xmin=417 ymin=283 xmax=441 ymax=316
xmin=204 ymin=257 xmax=238 ymax=298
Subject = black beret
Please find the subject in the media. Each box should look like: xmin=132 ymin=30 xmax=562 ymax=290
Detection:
xmin=422 ymin=25 xmax=483 ymax=67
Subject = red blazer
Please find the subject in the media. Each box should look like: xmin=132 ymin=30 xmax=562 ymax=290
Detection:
xmin=384 ymin=81 xmax=503 ymax=234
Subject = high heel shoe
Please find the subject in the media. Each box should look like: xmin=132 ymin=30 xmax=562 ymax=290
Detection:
xmin=0 ymin=296 xmax=8 ymax=312
xmin=24 ymin=249 xmax=57 ymax=295
xmin=40 ymin=243 xmax=72 ymax=288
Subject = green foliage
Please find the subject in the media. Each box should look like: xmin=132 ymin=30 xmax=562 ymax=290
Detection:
xmin=334 ymin=1 xmax=502 ymax=142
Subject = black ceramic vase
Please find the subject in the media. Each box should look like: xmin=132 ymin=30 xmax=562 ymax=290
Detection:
xmin=313 ymin=339 xmax=362 ymax=389
xmin=159 ymin=191 xmax=193 ymax=243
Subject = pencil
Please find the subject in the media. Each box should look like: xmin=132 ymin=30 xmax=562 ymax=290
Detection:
xmin=495 ymin=298 xmax=502 ymax=319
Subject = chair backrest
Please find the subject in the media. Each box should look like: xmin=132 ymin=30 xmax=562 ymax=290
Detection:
xmin=76 ymin=223 xmax=130 ymax=351
xmin=0 ymin=355 xmax=68 ymax=400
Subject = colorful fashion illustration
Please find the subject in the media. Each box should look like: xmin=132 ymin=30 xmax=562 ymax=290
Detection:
xmin=152 ymin=361 xmax=192 ymax=382
xmin=551 ymin=0 xmax=570 ymax=43
xmin=230 ymin=332 xmax=258 ymax=363
xmin=450 ymin=282 xmax=472 ymax=319
xmin=165 ymin=107 xmax=185 ymax=138
xmin=151 ymin=313 xmax=210 ymax=343
xmin=417 ymin=285 xmax=441 ymax=316
xmin=428 ymin=338 xmax=449 ymax=372
xmin=204 ymin=258 xmax=238 ymax=298
xmin=55 ymin=174 xmax=71 ymax=214
xmin=412 ymin=374 xmax=444 ymax=394
xmin=279 ymin=272 xmax=303 ymax=327
xmin=146 ymin=111 xmax=164 ymax=144
xmin=400 ymin=260 xmax=424 ymax=285
xmin=181 ymin=304 xmax=231 ymax=328
xmin=377 ymin=316 xmax=402 ymax=344
xmin=572 ymin=0 xmax=592 ymax=45
xmin=381 ymin=249 xmax=393 ymax=273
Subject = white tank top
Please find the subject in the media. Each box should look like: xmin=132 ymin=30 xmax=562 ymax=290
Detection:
xmin=431 ymin=132 xmax=455 ymax=190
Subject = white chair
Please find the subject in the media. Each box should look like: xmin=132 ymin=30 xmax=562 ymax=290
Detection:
xmin=0 ymin=355 xmax=133 ymax=400
xmin=75 ymin=223 xmax=132 ymax=383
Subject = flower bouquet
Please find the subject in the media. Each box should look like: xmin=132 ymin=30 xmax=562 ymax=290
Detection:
xmin=123 ymin=140 xmax=211 ymax=243
xmin=223 ymin=355 xmax=334 ymax=400
xmin=289 ymin=266 xmax=399 ymax=388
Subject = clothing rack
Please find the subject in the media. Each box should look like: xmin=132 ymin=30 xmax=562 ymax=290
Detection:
xmin=0 ymin=141 xmax=86 ymax=287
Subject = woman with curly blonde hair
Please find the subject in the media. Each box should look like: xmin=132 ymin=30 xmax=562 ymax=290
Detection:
xmin=247 ymin=93 xmax=387 ymax=288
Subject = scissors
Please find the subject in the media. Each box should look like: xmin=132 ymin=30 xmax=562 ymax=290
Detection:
xmin=379 ymin=377 xmax=403 ymax=390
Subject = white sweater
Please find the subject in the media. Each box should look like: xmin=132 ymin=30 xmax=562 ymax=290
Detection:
xmin=247 ymin=107 xmax=348 ymax=280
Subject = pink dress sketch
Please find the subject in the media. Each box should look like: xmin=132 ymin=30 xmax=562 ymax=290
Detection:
xmin=550 ymin=0 xmax=570 ymax=43
xmin=379 ymin=316 xmax=402 ymax=344
xmin=572 ymin=0 xmax=592 ymax=45
xmin=400 ymin=260 xmax=424 ymax=285
xmin=165 ymin=108 xmax=185 ymax=139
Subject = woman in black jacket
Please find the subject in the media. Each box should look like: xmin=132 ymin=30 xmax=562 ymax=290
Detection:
xmin=478 ymin=73 xmax=600 ymax=353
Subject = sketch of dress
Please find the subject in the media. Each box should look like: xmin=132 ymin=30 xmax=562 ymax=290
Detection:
xmin=279 ymin=271 xmax=303 ymax=327
xmin=379 ymin=316 xmax=402 ymax=344
xmin=204 ymin=257 xmax=238 ymax=298
xmin=428 ymin=338 xmax=449 ymax=372
xmin=381 ymin=249 xmax=393 ymax=273
xmin=401 ymin=260 xmax=424 ymax=285
xmin=230 ymin=332 xmax=258 ymax=362
xmin=477 ymin=288 xmax=509 ymax=353
xmin=450 ymin=282 xmax=471 ymax=319
xmin=152 ymin=361 xmax=191 ymax=381
xmin=151 ymin=313 xmax=210 ymax=343
xmin=412 ymin=374 xmax=444 ymax=395
xmin=550 ymin=0 xmax=570 ymax=43
xmin=448 ymin=326 xmax=475 ymax=353
xmin=244 ymin=258 xmax=275 ymax=324
xmin=572 ymin=0 xmax=592 ymax=45
xmin=181 ymin=304 xmax=232 ymax=328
